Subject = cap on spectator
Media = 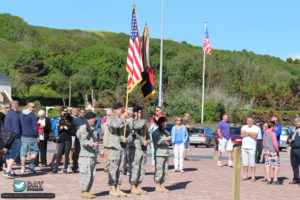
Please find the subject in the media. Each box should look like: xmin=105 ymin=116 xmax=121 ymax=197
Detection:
xmin=295 ymin=118 xmax=300 ymax=122
xmin=85 ymin=112 xmax=96 ymax=120
xmin=112 ymin=103 xmax=123 ymax=110
xmin=38 ymin=110 xmax=45 ymax=116
xmin=255 ymin=119 xmax=260 ymax=123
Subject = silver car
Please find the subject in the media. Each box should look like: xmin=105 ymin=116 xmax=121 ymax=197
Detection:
xmin=279 ymin=127 xmax=290 ymax=151
xmin=189 ymin=127 xmax=215 ymax=148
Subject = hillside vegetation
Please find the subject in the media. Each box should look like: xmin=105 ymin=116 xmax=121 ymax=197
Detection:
xmin=0 ymin=14 xmax=299 ymax=122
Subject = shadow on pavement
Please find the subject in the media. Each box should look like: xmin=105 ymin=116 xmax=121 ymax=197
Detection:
xmin=95 ymin=190 xmax=109 ymax=197
xmin=183 ymin=168 xmax=197 ymax=172
xmin=96 ymin=168 xmax=104 ymax=172
xmin=278 ymin=177 xmax=289 ymax=182
xmin=166 ymin=181 xmax=192 ymax=191
xmin=255 ymin=176 xmax=265 ymax=180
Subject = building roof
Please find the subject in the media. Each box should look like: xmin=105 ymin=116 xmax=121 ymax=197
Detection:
xmin=0 ymin=72 xmax=12 ymax=81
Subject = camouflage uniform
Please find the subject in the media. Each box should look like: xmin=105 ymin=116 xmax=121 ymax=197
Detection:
xmin=127 ymin=118 xmax=148 ymax=184
xmin=152 ymin=128 xmax=170 ymax=183
xmin=76 ymin=124 xmax=99 ymax=192
xmin=106 ymin=113 xmax=126 ymax=185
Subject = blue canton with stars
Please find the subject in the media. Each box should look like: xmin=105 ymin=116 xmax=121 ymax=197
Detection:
xmin=130 ymin=8 xmax=138 ymax=41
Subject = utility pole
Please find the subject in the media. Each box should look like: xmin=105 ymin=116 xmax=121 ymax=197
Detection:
xmin=68 ymin=82 xmax=71 ymax=107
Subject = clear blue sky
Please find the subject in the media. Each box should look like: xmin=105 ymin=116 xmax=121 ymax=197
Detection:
xmin=1 ymin=0 xmax=300 ymax=60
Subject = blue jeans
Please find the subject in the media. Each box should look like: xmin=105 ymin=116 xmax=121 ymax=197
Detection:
xmin=5 ymin=138 xmax=21 ymax=160
xmin=20 ymin=137 xmax=39 ymax=157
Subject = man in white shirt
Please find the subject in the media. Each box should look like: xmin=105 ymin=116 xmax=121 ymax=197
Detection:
xmin=241 ymin=117 xmax=258 ymax=181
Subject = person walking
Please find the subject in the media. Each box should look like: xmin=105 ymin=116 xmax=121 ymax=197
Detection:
xmin=127 ymin=106 xmax=148 ymax=195
xmin=77 ymin=112 xmax=99 ymax=199
xmin=152 ymin=116 xmax=171 ymax=193
xmin=72 ymin=107 xmax=85 ymax=173
xmin=34 ymin=110 xmax=51 ymax=167
xmin=255 ymin=119 xmax=263 ymax=164
xmin=263 ymin=121 xmax=281 ymax=185
xmin=171 ymin=117 xmax=188 ymax=173
xmin=2 ymin=101 xmax=21 ymax=179
xmin=217 ymin=114 xmax=233 ymax=167
xmin=51 ymin=113 xmax=75 ymax=174
xmin=288 ymin=118 xmax=300 ymax=184
xmin=19 ymin=102 xmax=39 ymax=174
xmin=106 ymin=103 xmax=128 ymax=197
xmin=241 ymin=117 xmax=258 ymax=181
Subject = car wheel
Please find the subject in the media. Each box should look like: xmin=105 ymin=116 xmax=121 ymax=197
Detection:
xmin=195 ymin=145 xmax=198 ymax=148
xmin=279 ymin=147 xmax=283 ymax=152
xmin=207 ymin=140 xmax=211 ymax=148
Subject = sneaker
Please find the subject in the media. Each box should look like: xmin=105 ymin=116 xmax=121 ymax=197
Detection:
xmin=3 ymin=171 xmax=15 ymax=179
xmin=50 ymin=169 xmax=58 ymax=174
xmin=228 ymin=160 xmax=233 ymax=167
xmin=27 ymin=164 xmax=37 ymax=173
xmin=217 ymin=161 xmax=222 ymax=167
xmin=20 ymin=167 xmax=26 ymax=173
xmin=63 ymin=169 xmax=68 ymax=174
xmin=50 ymin=163 xmax=55 ymax=170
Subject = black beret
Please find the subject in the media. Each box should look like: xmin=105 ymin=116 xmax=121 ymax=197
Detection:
xmin=158 ymin=116 xmax=168 ymax=124
xmin=112 ymin=103 xmax=123 ymax=110
xmin=133 ymin=106 xmax=143 ymax=113
xmin=85 ymin=112 xmax=96 ymax=120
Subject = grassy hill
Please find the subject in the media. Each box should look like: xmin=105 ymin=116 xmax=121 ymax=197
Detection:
xmin=0 ymin=13 xmax=299 ymax=122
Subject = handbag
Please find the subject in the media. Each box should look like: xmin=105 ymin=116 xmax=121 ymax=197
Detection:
xmin=0 ymin=130 xmax=15 ymax=147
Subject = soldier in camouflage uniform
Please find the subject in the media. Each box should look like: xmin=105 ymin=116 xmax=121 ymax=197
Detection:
xmin=106 ymin=103 xmax=128 ymax=197
xmin=127 ymin=106 xmax=148 ymax=195
xmin=76 ymin=112 xmax=99 ymax=199
xmin=152 ymin=116 xmax=172 ymax=193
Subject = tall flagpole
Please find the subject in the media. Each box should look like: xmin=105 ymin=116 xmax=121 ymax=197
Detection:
xmin=201 ymin=22 xmax=208 ymax=123
xmin=158 ymin=0 xmax=164 ymax=108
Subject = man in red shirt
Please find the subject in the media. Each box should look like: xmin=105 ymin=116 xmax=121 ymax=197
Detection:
xmin=150 ymin=107 xmax=167 ymax=125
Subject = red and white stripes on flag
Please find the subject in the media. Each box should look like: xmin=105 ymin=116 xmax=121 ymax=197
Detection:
xmin=127 ymin=6 xmax=143 ymax=93
xmin=203 ymin=25 xmax=211 ymax=55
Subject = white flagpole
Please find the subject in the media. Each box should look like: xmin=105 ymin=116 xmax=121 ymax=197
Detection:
xmin=201 ymin=22 xmax=208 ymax=123
xmin=158 ymin=0 xmax=164 ymax=108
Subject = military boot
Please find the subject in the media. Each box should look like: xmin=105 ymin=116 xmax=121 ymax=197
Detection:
xmin=155 ymin=182 xmax=163 ymax=193
xmin=131 ymin=184 xmax=141 ymax=195
xmin=81 ymin=192 xmax=96 ymax=199
xmin=160 ymin=182 xmax=170 ymax=193
xmin=137 ymin=182 xmax=148 ymax=195
xmin=116 ymin=184 xmax=127 ymax=197
xmin=109 ymin=185 xmax=120 ymax=197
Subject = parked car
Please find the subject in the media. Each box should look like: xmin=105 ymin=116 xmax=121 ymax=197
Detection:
xmin=215 ymin=126 xmax=242 ymax=150
xmin=189 ymin=127 xmax=215 ymax=148
xmin=279 ymin=127 xmax=290 ymax=151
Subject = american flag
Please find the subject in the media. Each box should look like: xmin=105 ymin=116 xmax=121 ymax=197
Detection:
xmin=203 ymin=25 xmax=211 ymax=55
xmin=127 ymin=6 xmax=143 ymax=93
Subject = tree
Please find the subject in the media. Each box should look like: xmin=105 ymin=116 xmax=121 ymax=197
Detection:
xmin=14 ymin=48 xmax=49 ymax=93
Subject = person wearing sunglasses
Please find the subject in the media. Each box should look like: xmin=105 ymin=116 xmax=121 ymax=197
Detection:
xmin=19 ymin=102 xmax=39 ymax=174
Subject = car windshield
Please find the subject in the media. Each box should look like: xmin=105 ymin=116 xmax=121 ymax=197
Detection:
xmin=281 ymin=129 xmax=289 ymax=135
xmin=230 ymin=128 xmax=240 ymax=135
xmin=190 ymin=128 xmax=204 ymax=135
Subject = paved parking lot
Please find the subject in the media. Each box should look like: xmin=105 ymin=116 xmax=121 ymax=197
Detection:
xmin=0 ymin=143 xmax=299 ymax=200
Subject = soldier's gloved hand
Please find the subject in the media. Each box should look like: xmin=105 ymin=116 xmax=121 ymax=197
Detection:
xmin=122 ymin=137 xmax=127 ymax=143
xmin=143 ymin=141 xmax=148 ymax=146
xmin=167 ymin=136 xmax=172 ymax=141
xmin=93 ymin=142 xmax=99 ymax=147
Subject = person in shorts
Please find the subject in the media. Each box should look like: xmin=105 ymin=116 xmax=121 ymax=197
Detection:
xmin=19 ymin=102 xmax=39 ymax=174
xmin=241 ymin=117 xmax=258 ymax=181
xmin=217 ymin=114 xmax=233 ymax=167
xmin=263 ymin=121 xmax=281 ymax=185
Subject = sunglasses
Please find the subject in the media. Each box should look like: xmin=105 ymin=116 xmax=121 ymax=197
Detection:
xmin=5 ymin=107 xmax=10 ymax=109
xmin=32 ymin=106 xmax=35 ymax=108
xmin=155 ymin=110 xmax=159 ymax=112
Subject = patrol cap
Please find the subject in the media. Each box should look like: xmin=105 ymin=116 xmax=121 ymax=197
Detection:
xmin=133 ymin=106 xmax=143 ymax=113
xmin=112 ymin=103 xmax=123 ymax=110
xmin=85 ymin=112 xmax=96 ymax=120
xmin=295 ymin=117 xmax=300 ymax=122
